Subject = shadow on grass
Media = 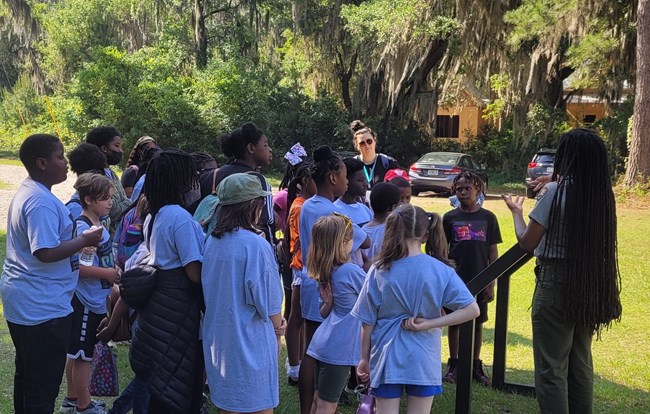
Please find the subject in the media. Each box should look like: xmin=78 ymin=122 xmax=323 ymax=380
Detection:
xmin=481 ymin=326 xmax=534 ymax=348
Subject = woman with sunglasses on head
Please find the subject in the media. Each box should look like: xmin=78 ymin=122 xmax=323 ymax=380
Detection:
xmin=351 ymin=120 xmax=398 ymax=190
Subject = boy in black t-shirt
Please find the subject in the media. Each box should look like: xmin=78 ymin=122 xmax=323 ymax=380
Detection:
xmin=443 ymin=172 xmax=502 ymax=385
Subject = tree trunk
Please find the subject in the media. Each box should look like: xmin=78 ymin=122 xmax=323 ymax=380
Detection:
xmin=625 ymin=0 xmax=650 ymax=186
xmin=336 ymin=50 xmax=357 ymax=112
xmin=192 ymin=0 xmax=208 ymax=69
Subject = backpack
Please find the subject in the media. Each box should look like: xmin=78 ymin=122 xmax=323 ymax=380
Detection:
xmin=113 ymin=208 xmax=144 ymax=270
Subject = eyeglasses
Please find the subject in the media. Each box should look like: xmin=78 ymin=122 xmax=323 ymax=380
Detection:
xmin=358 ymin=138 xmax=374 ymax=147
xmin=332 ymin=212 xmax=352 ymax=232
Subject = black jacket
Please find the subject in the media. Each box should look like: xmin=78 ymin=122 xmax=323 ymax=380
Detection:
xmin=129 ymin=267 xmax=203 ymax=413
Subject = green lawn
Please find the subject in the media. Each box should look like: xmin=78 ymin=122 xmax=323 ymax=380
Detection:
xmin=0 ymin=196 xmax=649 ymax=413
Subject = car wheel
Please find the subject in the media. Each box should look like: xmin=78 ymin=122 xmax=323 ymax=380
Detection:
xmin=412 ymin=188 xmax=420 ymax=196
xmin=526 ymin=187 xmax=535 ymax=199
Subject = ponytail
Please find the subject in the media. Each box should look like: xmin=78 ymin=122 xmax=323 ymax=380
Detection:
xmin=375 ymin=204 xmax=429 ymax=269
xmin=424 ymin=212 xmax=454 ymax=268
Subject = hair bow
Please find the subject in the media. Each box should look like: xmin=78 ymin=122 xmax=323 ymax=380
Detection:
xmin=284 ymin=142 xmax=308 ymax=166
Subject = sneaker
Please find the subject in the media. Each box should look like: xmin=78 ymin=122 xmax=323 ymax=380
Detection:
xmin=61 ymin=398 xmax=106 ymax=414
xmin=200 ymin=393 xmax=210 ymax=414
xmin=59 ymin=398 xmax=76 ymax=414
xmin=442 ymin=358 xmax=458 ymax=384
xmin=74 ymin=402 xmax=106 ymax=414
xmin=472 ymin=359 xmax=491 ymax=386
xmin=287 ymin=375 xmax=299 ymax=386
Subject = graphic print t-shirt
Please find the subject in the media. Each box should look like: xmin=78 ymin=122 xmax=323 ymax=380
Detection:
xmin=443 ymin=208 xmax=502 ymax=283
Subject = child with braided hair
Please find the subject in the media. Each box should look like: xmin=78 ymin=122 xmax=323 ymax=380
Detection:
xmin=442 ymin=171 xmax=501 ymax=385
xmin=130 ymin=149 xmax=205 ymax=413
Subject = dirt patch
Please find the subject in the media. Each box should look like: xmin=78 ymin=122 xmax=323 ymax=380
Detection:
xmin=0 ymin=164 xmax=76 ymax=231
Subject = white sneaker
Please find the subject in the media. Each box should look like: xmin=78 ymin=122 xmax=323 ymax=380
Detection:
xmin=73 ymin=402 xmax=107 ymax=414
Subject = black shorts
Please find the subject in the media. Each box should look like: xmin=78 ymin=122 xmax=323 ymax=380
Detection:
xmin=67 ymin=294 xmax=106 ymax=361
xmin=313 ymin=360 xmax=351 ymax=403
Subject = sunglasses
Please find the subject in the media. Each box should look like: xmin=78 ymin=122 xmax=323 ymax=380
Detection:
xmin=357 ymin=138 xmax=374 ymax=147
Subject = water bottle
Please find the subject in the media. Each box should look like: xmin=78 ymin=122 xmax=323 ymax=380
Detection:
xmin=79 ymin=247 xmax=96 ymax=267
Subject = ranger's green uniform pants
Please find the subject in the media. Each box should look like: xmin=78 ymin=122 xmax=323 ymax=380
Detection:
xmin=533 ymin=262 xmax=593 ymax=414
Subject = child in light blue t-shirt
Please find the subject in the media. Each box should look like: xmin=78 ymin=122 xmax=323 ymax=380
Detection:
xmin=361 ymin=182 xmax=401 ymax=263
xmin=1 ymin=134 xmax=103 ymax=414
xmin=130 ymin=149 xmax=205 ymax=413
xmin=306 ymin=214 xmax=365 ymax=414
xmin=352 ymin=204 xmax=480 ymax=414
xmin=62 ymin=172 xmax=120 ymax=414
xmin=298 ymin=146 xmax=370 ymax=414
xmin=202 ymin=173 xmax=284 ymax=413
xmin=333 ymin=158 xmax=373 ymax=227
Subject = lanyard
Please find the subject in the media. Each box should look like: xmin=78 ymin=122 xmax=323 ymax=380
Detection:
xmin=362 ymin=157 xmax=377 ymax=184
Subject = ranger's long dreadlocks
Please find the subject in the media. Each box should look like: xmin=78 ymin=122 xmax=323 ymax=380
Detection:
xmin=144 ymin=149 xmax=197 ymax=236
xmin=545 ymin=129 xmax=622 ymax=337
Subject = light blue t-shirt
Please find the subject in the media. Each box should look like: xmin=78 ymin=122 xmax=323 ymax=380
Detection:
xmin=130 ymin=174 xmax=145 ymax=202
xmin=307 ymin=263 xmax=365 ymax=366
xmin=333 ymin=199 xmax=374 ymax=227
xmin=362 ymin=222 xmax=386 ymax=262
xmin=202 ymin=229 xmax=283 ymax=412
xmin=75 ymin=219 xmax=113 ymax=314
xmin=145 ymin=205 xmax=204 ymax=270
xmin=1 ymin=178 xmax=79 ymax=325
xmin=299 ymin=195 xmax=368 ymax=321
xmin=352 ymin=254 xmax=475 ymax=388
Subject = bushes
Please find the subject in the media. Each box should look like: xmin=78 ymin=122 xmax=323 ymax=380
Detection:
xmin=0 ymin=46 xmax=349 ymax=169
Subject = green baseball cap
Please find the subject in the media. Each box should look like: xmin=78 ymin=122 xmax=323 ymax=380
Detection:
xmin=216 ymin=172 xmax=271 ymax=206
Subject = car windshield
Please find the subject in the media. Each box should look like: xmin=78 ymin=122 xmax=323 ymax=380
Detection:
xmin=535 ymin=154 xmax=555 ymax=163
xmin=419 ymin=153 xmax=459 ymax=164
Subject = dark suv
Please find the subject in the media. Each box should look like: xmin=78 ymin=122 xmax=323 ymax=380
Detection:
xmin=525 ymin=148 xmax=555 ymax=198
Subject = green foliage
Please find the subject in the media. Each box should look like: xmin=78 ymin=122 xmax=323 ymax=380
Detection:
xmin=504 ymin=0 xmax=578 ymax=48
xmin=566 ymin=22 xmax=619 ymax=90
xmin=595 ymin=96 xmax=633 ymax=177
xmin=483 ymin=74 xmax=511 ymax=123
xmin=68 ymin=46 xmax=213 ymax=152
xmin=0 ymin=75 xmax=48 ymax=150
xmin=523 ymin=103 xmax=569 ymax=150
xmin=342 ymin=0 xmax=458 ymax=49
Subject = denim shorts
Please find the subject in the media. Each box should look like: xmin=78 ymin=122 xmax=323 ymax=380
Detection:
xmin=372 ymin=383 xmax=443 ymax=398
